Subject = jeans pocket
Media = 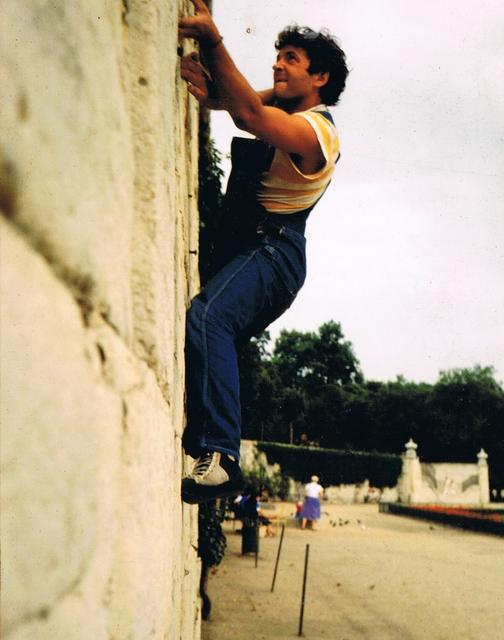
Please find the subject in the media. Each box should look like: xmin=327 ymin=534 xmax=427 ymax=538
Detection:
xmin=260 ymin=243 xmax=302 ymax=297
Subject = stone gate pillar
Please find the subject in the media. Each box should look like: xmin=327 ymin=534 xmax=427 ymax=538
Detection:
xmin=398 ymin=438 xmax=422 ymax=503
xmin=477 ymin=449 xmax=490 ymax=505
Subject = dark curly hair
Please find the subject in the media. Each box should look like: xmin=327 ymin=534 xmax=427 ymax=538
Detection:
xmin=275 ymin=25 xmax=349 ymax=106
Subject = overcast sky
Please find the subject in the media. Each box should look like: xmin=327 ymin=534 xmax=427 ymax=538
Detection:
xmin=210 ymin=0 xmax=504 ymax=384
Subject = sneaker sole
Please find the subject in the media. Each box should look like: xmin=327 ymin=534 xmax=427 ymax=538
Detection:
xmin=181 ymin=478 xmax=244 ymax=505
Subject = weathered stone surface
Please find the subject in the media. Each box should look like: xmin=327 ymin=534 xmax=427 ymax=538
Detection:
xmin=1 ymin=1 xmax=135 ymax=336
xmin=120 ymin=0 xmax=200 ymax=404
xmin=1 ymin=0 xmax=201 ymax=637
xmin=103 ymin=370 xmax=187 ymax=640
xmin=0 ymin=221 xmax=122 ymax=636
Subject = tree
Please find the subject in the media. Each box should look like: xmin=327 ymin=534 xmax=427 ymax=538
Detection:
xmin=235 ymin=319 xmax=504 ymax=495
xmin=268 ymin=321 xmax=363 ymax=444
xmin=238 ymin=332 xmax=280 ymax=440
xmin=427 ymin=366 xmax=504 ymax=465
xmin=303 ymin=383 xmax=344 ymax=448
xmin=271 ymin=328 xmax=317 ymax=390
xmin=278 ymin=386 xmax=306 ymax=444
xmin=272 ymin=320 xmax=362 ymax=391
xmin=316 ymin=321 xmax=364 ymax=386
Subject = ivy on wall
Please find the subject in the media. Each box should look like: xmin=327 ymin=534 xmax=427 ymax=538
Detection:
xmin=196 ymin=62 xmax=228 ymax=573
xmin=197 ymin=501 xmax=227 ymax=567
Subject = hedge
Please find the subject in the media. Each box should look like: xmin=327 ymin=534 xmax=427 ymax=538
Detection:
xmin=256 ymin=442 xmax=402 ymax=488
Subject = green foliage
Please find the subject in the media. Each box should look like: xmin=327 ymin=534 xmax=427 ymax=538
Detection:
xmin=426 ymin=366 xmax=504 ymax=468
xmin=238 ymin=332 xmax=281 ymax=441
xmin=238 ymin=321 xmax=364 ymax=445
xmin=240 ymin=326 xmax=504 ymax=493
xmin=198 ymin=135 xmax=225 ymax=285
xmin=257 ymin=442 xmax=403 ymax=488
xmin=273 ymin=321 xmax=363 ymax=388
xmin=242 ymin=455 xmax=290 ymax=500
xmin=436 ymin=365 xmax=501 ymax=388
xmin=197 ymin=123 xmax=227 ymax=565
xmin=197 ymin=501 xmax=227 ymax=567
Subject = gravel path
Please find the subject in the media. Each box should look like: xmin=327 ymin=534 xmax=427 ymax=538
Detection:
xmin=201 ymin=504 xmax=504 ymax=640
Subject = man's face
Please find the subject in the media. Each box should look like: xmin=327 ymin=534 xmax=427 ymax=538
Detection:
xmin=272 ymin=46 xmax=317 ymax=101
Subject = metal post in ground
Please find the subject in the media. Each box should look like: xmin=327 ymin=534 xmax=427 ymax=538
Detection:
xmin=270 ymin=523 xmax=285 ymax=592
xmin=298 ymin=543 xmax=310 ymax=637
xmin=255 ymin=522 xmax=259 ymax=568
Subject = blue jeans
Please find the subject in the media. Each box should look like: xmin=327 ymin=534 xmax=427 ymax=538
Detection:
xmin=183 ymin=225 xmax=306 ymax=460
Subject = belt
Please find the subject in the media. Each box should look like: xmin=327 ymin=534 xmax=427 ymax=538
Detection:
xmin=256 ymin=221 xmax=285 ymax=237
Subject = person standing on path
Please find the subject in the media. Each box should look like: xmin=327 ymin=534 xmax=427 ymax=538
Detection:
xmin=178 ymin=0 xmax=348 ymax=505
xmin=301 ymin=475 xmax=324 ymax=530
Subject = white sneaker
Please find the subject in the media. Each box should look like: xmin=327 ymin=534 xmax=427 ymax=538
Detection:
xmin=182 ymin=451 xmax=244 ymax=504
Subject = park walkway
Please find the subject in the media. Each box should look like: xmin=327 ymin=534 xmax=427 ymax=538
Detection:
xmin=202 ymin=504 xmax=504 ymax=640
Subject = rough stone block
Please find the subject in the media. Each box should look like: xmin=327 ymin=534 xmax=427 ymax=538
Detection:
xmin=0 ymin=221 xmax=122 ymax=636
xmin=0 ymin=1 xmax=135 ymax=337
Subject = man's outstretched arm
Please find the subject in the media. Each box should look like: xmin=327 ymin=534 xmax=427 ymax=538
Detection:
xmin=179 ymin=0 xmax=323 ymax=162
xmin=180 ymin=52 xmax=275 ymax=110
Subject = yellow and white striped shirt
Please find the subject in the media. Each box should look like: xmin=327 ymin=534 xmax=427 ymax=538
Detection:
xmin=257 ymin=105 xmax=340 ymax=215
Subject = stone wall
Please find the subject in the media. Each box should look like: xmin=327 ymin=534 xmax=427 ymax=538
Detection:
xmin=0 ymin=1 xmax=201 ymax=639
xmin=397 ymin=448 xmax=490 ymax=506
xmin=240 ymin=441 xmax=490 ymax=506
xmin=398 ymin=458 xmax=490 ymax=506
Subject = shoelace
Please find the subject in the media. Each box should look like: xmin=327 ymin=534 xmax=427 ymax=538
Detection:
xmin=189 ymin=451 xmax=216 ymax=480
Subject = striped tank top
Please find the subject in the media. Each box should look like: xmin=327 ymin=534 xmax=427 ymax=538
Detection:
xmin=257 ymin=104 xmax=340 ymax=215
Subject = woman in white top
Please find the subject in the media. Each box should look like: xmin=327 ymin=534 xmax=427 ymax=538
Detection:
xmin=301 ymin=475 xmax=324 ymax=530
